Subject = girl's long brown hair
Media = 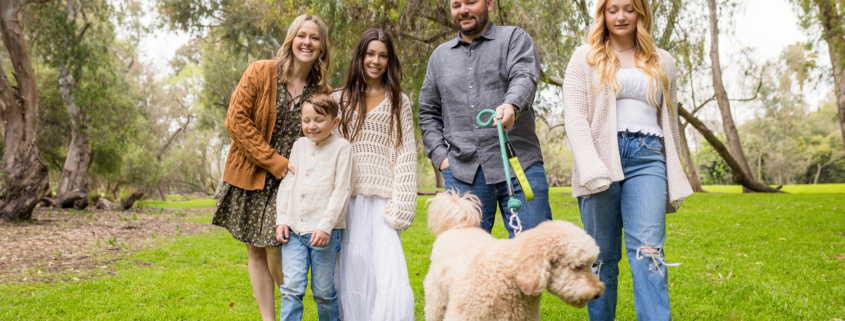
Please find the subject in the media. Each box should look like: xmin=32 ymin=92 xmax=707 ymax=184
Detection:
xmin=338 ymin=29 xmax=404 ymax=146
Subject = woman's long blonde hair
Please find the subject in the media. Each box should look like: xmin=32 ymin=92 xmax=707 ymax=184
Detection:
xmin=275 ymin=15 xmax=331 ymax=93
xmin=586 ymin=0 xmax=671 ymax=112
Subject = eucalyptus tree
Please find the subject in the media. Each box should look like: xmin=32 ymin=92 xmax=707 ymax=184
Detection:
xmin=25 ymin=0 xmax=127 ymax=205
xmin=706 ymin=0 xmax=785 ymax=193
xmin=0 ymin=0 xmax=52 ymax=220
xmin=791 ymin=0 xmax=845 ymax=153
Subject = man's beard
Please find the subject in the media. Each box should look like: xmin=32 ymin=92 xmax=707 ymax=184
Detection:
xmin=456 ymin=10 xmax=489 ymax=37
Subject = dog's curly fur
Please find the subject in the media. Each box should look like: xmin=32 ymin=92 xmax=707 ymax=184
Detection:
xmin=424 ymin=190 xmax=605 ymax=321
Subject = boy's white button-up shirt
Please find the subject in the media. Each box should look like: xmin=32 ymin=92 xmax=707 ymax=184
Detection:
xmin=276 ymin=135 xmax=354 ymax=235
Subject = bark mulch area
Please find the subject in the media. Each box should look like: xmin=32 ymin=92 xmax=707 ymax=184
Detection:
xmin=0 ymin=207 xmax=219 ymax=283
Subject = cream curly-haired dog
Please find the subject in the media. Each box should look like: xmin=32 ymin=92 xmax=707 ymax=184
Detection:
xmin=424 ymin=190 xmax=605 ymax=321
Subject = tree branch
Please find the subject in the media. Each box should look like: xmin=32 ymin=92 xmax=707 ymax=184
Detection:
xmin=576 ymin=0 xmax=591 ymax=29
xmin=401 ymin=31 xmax=453 ymax=44
xmin=263 ymin=33 xmax=281 ymax=54
xmin=65 ymin=0 xmax=75 ymax=21
xmin=540 ymin=69 xmax=564 ymax=87
xmin=535 ymin=113 xmax=565 ymax=132
xmin=76 ymin=10 xmax=90 ymax=40
xmin=692 ymin=78 xmax=763 ymax=114
xmin=156 ymin=100 xmax=193 ymax=161
xmin=729 ymin=78 xmax=764 ymax=102
xmin=678 ymin=103 xmax=783 ymax=193
xmin=657 ymin=0 xmax=682 ymax=47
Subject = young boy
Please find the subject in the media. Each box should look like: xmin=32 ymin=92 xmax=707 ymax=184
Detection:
xmin=275 ymin=94 xmax=352 ymax=321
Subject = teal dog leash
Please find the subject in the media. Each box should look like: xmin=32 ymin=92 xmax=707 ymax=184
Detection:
xmin=476 ymin=109 xmax=534 ymax=235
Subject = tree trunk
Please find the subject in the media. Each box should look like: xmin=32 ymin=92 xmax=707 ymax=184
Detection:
xmin=678 ymin=106 xmax=782 ymax=193
xmin=56 ymin=188 xmax=89 ymax=209
xmin=213 ymin=175 xmax=226 ymax=199
xmin=55 ymin=64 xmax=92 ymax=201
xmin=73 ymin=198 xmax=89 ymax=210
xmin=707 ymin=0 xmax=755 ymax=192
xmin=121 ymin=191 xmax=145 ymax=210
xmin=0 ymin=0 xmax=52 ymax=221
xmin=677 ymin=123 xmax=706 ymax=192
xmin=94 ymin=195 xmax=116 ymax=210
xmin=40 ymin=198 xmax=57 ymax=208
xmin=814 ymin=0 xmax=845 ymax=153
xmin=814 ymin=163 xmax=822 ymax=185
xmin=432 ymin=160 xmax=444 ymax=189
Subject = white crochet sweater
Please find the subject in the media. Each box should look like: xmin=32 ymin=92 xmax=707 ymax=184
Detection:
xmin=331 ymin=91 xmax=418 ymax=230
xmin=563 ymin=45 xmax=693 ymax=212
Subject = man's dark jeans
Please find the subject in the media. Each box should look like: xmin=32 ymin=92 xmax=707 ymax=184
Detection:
xmin=441 ymin=162 xmax=552 ymax=238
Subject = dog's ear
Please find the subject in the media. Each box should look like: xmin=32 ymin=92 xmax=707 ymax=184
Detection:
xmin=514 ymin=239 xmax=551 ymax=296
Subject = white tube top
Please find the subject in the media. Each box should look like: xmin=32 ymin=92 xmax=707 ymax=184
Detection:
xmin=615 ymin=68 xmax=664 ymax=137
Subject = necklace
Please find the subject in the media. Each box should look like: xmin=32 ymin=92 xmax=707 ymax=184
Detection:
xmin=611 ymin=44 xmax=637 ymax=52
xmin=287 ymin=81 xmax=305 ymax=100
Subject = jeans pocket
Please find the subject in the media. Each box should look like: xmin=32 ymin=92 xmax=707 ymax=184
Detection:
xmin=642 ymin=136 xmax=664 ymax=152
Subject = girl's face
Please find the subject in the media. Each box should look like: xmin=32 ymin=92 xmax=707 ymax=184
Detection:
xmin=604 ymin=0 xmax=639 ymax=41
xmin=363 ymin=40 xmax=389 ymax=83
xmin=301 ymin=102 xmax=338 ymax=143
xmin=292 ymin=21 xmax=322 ymax=66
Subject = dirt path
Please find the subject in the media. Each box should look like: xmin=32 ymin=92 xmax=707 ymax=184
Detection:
xmin=0 ymin=207 xmax=218 ymax=283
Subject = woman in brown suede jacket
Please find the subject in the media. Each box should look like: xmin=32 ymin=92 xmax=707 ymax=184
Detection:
xmin=212 ymin=14 xmax=332 ymax=321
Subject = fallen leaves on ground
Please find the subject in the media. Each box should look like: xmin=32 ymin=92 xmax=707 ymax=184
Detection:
xmin=0 ymin=207 xmax=216 ymax=283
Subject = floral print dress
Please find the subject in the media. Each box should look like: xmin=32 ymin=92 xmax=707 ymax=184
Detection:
xmin=212 ymin=74 xmax=317 ymax=248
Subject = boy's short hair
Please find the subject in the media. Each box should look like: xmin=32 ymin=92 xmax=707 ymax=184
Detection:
xmin=304 ymin=94 xmax=339 ymax=118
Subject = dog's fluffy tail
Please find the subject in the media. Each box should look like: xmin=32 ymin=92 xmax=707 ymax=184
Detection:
xmin=426 ymin=189 xmax=482 ymax=236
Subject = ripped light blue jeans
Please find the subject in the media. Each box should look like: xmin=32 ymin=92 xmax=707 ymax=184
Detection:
xmin=578 ymin=132 xmax=674 ymax=321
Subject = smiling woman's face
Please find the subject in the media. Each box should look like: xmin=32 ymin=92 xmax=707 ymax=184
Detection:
xmin=292 ymin=21 xmax=322 ymax=66
xmin=604 ymin=0 xmax=638 ymax=41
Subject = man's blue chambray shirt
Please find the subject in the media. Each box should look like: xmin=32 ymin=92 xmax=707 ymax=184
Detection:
xmin=419 ymin=22 xmax=543 ymax=185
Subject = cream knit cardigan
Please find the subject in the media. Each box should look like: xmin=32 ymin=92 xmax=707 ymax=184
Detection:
xmin=563 ymin=45 xmax=693 ymax=212
xmin=331 ymin=91 xmax=418 ymax=230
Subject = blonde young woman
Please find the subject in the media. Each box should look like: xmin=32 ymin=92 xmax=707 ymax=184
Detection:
xmin=212 ymin=14 xmax=332 ymax=321
xmin=562 ymin=0 xmax=693 ymax=320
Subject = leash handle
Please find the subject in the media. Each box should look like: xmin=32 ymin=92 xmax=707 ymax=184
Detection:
xmin=476 ymin=110 xmax=533 ymax=203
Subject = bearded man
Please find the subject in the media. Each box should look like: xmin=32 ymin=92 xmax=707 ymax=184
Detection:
xmin=418 ymin=0 xmax=552 ymax=238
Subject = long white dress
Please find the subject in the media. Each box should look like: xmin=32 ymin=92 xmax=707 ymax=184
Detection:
xmin=335 ymin=194 xmax=415 ymax=321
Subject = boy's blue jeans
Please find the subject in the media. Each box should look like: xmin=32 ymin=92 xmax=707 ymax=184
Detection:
xmin=578 ymin=132 xmax=673 ymax=321
xmin=442 ymin=162 xmax=552 ymax=238
xmin=279 ymin=229 xmax=342 ymax=321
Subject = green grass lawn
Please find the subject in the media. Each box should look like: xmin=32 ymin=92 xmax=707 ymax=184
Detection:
xmin=2 ymin=186 xmax=844 ymax=320
xmin=700 ymin=184 xmax=845 ymax=194
xmin=138 ymin=198 xmax=218 ymax=209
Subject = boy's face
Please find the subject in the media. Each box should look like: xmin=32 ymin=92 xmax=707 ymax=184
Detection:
xmin=301 ymin=102 xmax=339 ymax=143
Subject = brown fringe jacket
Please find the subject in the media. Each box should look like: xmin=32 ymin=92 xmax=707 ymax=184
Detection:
xmin=223 ymin=60 xmax=331 ymax=190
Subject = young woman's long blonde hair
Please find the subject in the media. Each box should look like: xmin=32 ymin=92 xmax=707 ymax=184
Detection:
xmin=586 ymin=0 xmax=672 ymax=113
xmin=275 ymin=15 xmax=331 ymax=93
